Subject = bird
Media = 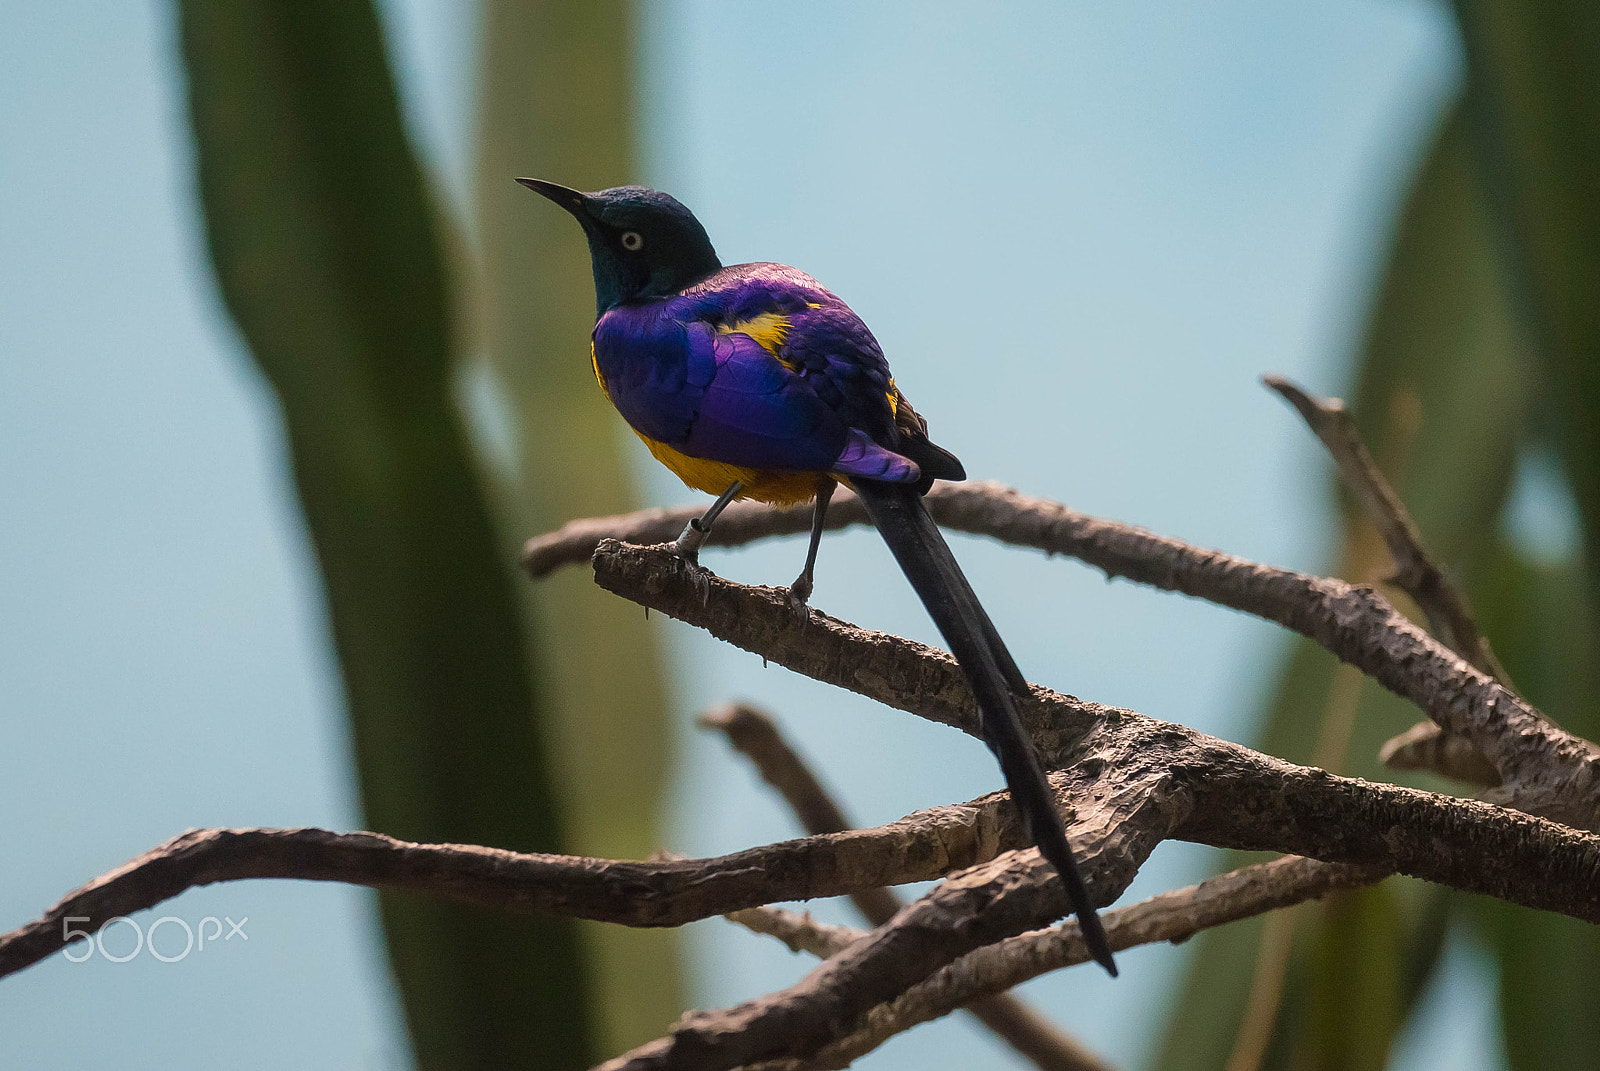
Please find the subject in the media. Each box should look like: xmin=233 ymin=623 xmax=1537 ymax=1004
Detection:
xmin=521 ymin=179 xmax=1116 ymax=976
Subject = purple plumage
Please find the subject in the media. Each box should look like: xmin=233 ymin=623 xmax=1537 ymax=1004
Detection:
xmin=592 ymin=263 xmax=925 ymax=486
xmin=525 ymin=179 xmax=1117 ymax=975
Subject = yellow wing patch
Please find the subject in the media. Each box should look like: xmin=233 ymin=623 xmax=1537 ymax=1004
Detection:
xmin=719 ymin=312 xmax=796 ymax=368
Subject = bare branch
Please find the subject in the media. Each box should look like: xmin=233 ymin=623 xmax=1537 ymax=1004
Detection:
xmin=582 ymin=548 xmax=1600 ymax=1068
xmin=581 ymin=483 xmax=1600 ymax=826
xmin=958 ymin=993 xmax=1113 ymax=1071
xmin=11 ymin=524 xmax=1600 ymax=1066
xmin=0 ymin=797 xmax=1027 ymax=981
xmin=599 ymin=767 xmax=1174 ymax=1071
xmin=703 ymin=703 xmax=1113 ymax=1071
xmin=509 ymin=405 xmax=1600 ymax=1068
xmin=9 ymin=589 xmax=1583 ymax=1066
xmin=1264 ymin=374 xmax=1517 ymax=788
xmin=739 ymin=856 xmax=1387 ymax=1071
xmin=525 ymin=498 xmax=829 ymax=577
xmin=698 ymin=702 xmax=920 ymax=929
xmin=726 ymin=911 xmax=1116 ymax=1071
xmin=698 ymin=703 xmax=862 ymax=835
xmin=1379 ymin=720 xmax=1503 ymax=785
xmin=725 ymin=906 xmax=863 ymax=959
xmin=590 ymin=539 xmax=1600 ymax=910
xmin=6 ymin=549 xmax=1599 ymax=1071
xmin=1263 ymin=375 xmax=1513 ymax=687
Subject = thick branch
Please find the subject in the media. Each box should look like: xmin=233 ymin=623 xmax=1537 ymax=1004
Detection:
xmin=739 ymin=855 xmax=1387 ymax=1071
xmin=571 ymin=481 xmax=1600 ymax=826
xmin=703 ymin=703 xmax=1112 ymax=1071
xmin=599 ymin=762 xmax=1176 ymax=1071
xmin=591 ymin=539 xmax=1600 ymax=917
xmin=13 ymin=528 xmax=1600 ymax=1060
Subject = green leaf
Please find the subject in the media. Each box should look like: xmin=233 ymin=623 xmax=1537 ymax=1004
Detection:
xmin=176 ymin=4 xmax=595 ymax=1068
xmin=470 ymin=0 xmax=684 ymax=1053
xmin=1150 ymin=105 xmax=1527 ymax=1071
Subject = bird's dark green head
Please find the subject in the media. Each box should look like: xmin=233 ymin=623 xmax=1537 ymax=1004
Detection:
xmin=518 ymin=180 xmax=723 ymax=315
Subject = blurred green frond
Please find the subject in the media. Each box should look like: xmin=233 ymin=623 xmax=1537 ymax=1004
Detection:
xmin=1152 ymin=103 xmax=1527 ymax=1071
xmin=1452 ymin=3 xmax=1600 ymax=602
xmin=177 ymin=3 xmax=595 ymax=1067
xmin=472 ymin=0 xmax=685 ymax=1052
xmin=1447 ymin=9 xmax=1600 ymax=1065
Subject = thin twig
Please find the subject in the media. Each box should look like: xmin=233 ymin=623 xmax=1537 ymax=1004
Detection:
xmin=702 ymin=703 xmax=1114 ymax=1071
xmin=1378 ymin=720 xmax=1503 ymax=786
xmin=1264 ymin=374 xmax=1515 ymax=787
xmin=698 ymin=702 xmax=910 ymax=929
xmin=725 ymin=907 xmax=862 ymax=959
xmin=1263 ymin=375 xmax=1513 ymax=686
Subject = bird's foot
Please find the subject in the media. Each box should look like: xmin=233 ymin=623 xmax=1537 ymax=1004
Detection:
xmin=785 ymin=573 xmax=814 ymax=624
xmin=683 ymin=561 xmax=712 ymax=605
xmin=670 ymin=520 xmax=713 ymax=605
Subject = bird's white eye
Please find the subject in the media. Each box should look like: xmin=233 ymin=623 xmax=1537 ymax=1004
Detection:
xmin=620 ymin=230 xmax=644 ymax=251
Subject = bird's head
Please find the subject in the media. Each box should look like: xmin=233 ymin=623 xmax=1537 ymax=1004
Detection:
xmin=518 ymin=180 xmax=723 ymax=315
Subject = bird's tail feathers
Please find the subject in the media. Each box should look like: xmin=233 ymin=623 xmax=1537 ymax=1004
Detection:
xmin=852 ymin=478 xmax=1117 ymax=976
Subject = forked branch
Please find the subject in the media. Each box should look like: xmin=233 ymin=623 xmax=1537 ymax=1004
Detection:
xmin=702 ymin=703 xmax=1110 ymax=1071
xmin=733 ymin=855 xmax=1387 ymax=1071
xmin=535 ymin=480 xmax=1600 ymax=827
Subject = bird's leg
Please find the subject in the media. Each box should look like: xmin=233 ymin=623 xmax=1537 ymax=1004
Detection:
xmin=786 ymin=477 xmax=836 ymax=620
xmin=673 ymin=479 xmax=744 ymax=562
xmin=672 ymin=480 xmax=743 ymax=603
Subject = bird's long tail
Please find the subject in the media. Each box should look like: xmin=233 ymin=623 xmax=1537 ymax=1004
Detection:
xmin=852 ymin=478 xmax=1117 ymax=976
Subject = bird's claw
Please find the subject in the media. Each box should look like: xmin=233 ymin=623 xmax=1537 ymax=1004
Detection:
xmin=685 ymin=560 xmax=712 ymax=605
xmin=785 ymin=575 xmax=813 ymax=624
xmin=666 ymin=543 xmax=710 ymax=606
xmin=668 ymin=520 xmax=715 ymax=605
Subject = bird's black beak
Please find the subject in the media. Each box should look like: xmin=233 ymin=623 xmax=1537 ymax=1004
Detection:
xmin=516 ymin=178 xmax=591 ymax=219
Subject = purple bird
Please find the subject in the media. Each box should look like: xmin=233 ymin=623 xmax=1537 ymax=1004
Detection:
xmin=522 ymin=179 xmax=1116 ymax=976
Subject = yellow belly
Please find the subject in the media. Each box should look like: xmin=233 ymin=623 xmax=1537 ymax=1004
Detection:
xmin=636 ymin=433 xmax=824 ymax=506
xmin=593 ymin=340 xmax=826 ymax=507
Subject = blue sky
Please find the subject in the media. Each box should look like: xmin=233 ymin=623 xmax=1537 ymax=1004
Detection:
xmin=0 ymin=2 xmax=1506 ymax=1068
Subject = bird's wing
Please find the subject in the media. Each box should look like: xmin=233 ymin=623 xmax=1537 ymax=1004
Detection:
xmin=710 ymin=300 xmax=926 ymax=481
xmin=772 ymin=298 xmax=965 ymax=488
xmin=596 ymin=307 xmax=918 ymax=481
